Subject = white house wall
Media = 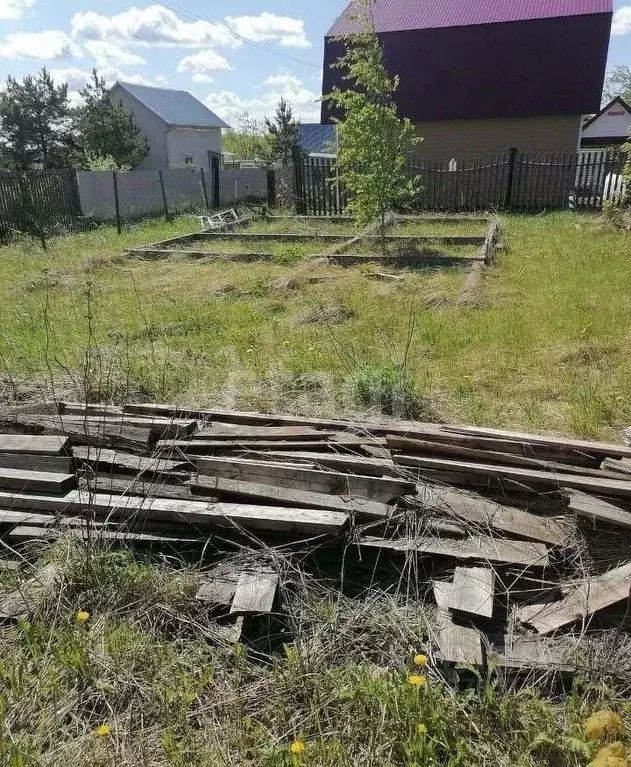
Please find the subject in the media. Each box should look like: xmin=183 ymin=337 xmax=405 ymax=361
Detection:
xmin=582 ymin=104 xmax=631 ymax=140
xmin=109 ymin=84 xmax=169 ymax=170
xmin=166 ymin=127 xmax=222 ymax=169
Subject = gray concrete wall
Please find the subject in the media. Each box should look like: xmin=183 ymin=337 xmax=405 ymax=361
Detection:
xmin=162 ymin=167 xmax=206 ymax=212
xmin=166 ymin=127 xmax=222 ymax=169
xmin=110 ymin=84 xmax=168 ymax=170
xmin=218 ymin=168 xmax=267 ymax=205
xmin=76 ymin=171 xmax=117 ymax=220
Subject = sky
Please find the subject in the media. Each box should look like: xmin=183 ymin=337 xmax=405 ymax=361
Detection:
xmin=0 ymin=0 xmax=630 ymax=128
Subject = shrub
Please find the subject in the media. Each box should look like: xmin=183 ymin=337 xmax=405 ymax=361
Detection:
xmin=349 ymin=363 xmax=429 ymax=419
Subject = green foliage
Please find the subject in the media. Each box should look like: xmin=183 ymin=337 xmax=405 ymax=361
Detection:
xmin=75 ymin=70 xmax=149 ymax=170
xmin=84 ymin=151 xmax=131 ymax=172
xmin=349 ymin=362 xmax=428 ymax=419
xmin=326 ymin=4 xmax=422 ymax=234
xmin=265 ymin=98 xmax=301 ymax=167
xmin=222 ymin=112 xmax=274 ymax=166
xmin=0 ymin=68 xmax=74 ymax=169
xmin=603 ymin=65 xmax=631 ymax=104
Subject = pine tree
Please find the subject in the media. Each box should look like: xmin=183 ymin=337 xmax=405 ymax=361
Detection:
xmin=265 ymin=98 xmax=301 ymax=167
xmin=76 ymin=70 xmax=149 ymax=170
xmin=326 ymin=2 xmax=422 ymax=247
xmin=0 ymin=68 xmax=74 ymax=169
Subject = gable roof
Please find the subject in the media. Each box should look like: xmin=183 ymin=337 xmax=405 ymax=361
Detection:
xmin=582 ymin=96 xmax=631 ymax=131
xmin=327 ymin=0 xmax=612 ymax=35
xmin=114 ymin=82 xmax=230 ymax=130
xmin=299 ymin=124 xmax=337 ymax=155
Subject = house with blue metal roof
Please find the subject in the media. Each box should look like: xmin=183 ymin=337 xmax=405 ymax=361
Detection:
xmin=110 ymin=82 xmax=230 ymax=171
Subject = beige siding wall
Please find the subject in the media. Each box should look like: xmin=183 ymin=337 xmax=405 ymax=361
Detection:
xmin=414 ymin=116 xmax=582 ymax=158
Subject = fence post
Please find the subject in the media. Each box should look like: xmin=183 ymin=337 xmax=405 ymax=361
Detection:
xmin=158 ymin=170 xmax=172 ymax=221
xmin=292 ymin=146 xmax=305 ymax=214
xmin=267 ymin=169 xmax=277 ymax=208
xmin=200 ymin=168 xmax=210 ymax=210
xmin=504 ymin=146 xmax=518 ymax=209
xmin=210 ymin=153 xmax=220 ymax=208
xmin=112 ymin=171 xmax=122 ymax=235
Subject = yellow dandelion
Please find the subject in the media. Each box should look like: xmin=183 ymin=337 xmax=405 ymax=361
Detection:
xmin=414 ymin=653 xmax=428 ymax=667
xmin=417 ymin=723 xmax=428 ymax=735
xmin=75 ymin=610 xmax=90 ymax=623
xmin=584 ymin=710 xmax=626 ymax=742
xmin=95 ymin=724 xmax=111 ymax=738
xmin=290 ymin=739 xmax=306 ymax=755
xmin=408 ymin=674 xmax=426 ymax=687
xmin=589 ymin=741 xmax=628 ymax=767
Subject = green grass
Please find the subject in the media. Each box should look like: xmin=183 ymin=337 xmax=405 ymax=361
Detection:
xmin=391 ymin=221 xmax=489 ymax=237
xmin=1 ymin=540 xmax=629 ymax=766
xmin=243 ymin=218 xmax=360 ymax=236
xmin=1 ymin=212 xmax=630 ymax=438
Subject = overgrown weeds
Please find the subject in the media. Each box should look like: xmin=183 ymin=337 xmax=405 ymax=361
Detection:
xmin=0 ymin=539 xmax=629 ymax=766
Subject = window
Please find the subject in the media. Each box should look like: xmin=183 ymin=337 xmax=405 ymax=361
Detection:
xmin=184 ymin=156 xmax=194 ymax=165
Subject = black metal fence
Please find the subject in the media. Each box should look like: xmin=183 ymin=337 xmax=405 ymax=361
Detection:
xmin=294 ymin=149 xmax=627 ymax=215
xmin=0 ymin=170 xmax=83 ymax=240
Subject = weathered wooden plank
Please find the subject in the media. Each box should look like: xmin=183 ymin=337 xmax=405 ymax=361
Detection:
xmin=0 ymin=489 xmax=349 ymax=536
xmin=8 ymin=525 xmax=195 ymax=545
xmin=195 ymin=570 xmax=240 ymax=605
xmin=191 ymin=476 xmax=391 ymax=520
xmin=192 ymin=426 xmax=335 ymax=440
xmin=56 ymin=415 xmax=198 ymax=440
xmin=87 ymin=475 xmax=195 ymax=501
xmin=230 ymin=570 xmax=278 ymax=615
xmin=517 ymin=562 xmax=631 ymax=635
xmin=397 ymin=455 xmax=631 ymax=499
xmin=566 ymin=490 xmax=631 ymax=529
xmin=73 ymin=446 xmax=191 ymax=475
xmin=239 ymin=450 xmax=400 ymax=477
xmin=15 ymin=417 xmax=153 ymax=448
xmin=601 ymin=458 xmax=631 ymax=476
xmin=388 ymin=435 xmax=620 ymax=476
xmin=498 ymin=635 xmax=574 ymax=671
xmin=0 ymin=468 xmax=75 ymax=494
xmin=360 ymin=534 xmax=549 ymax=568
xmin=441 ymin=424 xmax=631 ymax=461
xmin=0 ymin=564 xmax=60 ymax=619
xmin=0 ymin=453 xmax=72 ymax=473
xmin=0 ymin=434 xmax=68 ymax=455
xmin=418 ymin=484 xmax=570 ymax=546
xmin=157 ymin=438 xmax=367 ymax=453
xmin=196 ymin=456 xmax=414 ymax=503
xmin=433 ymin=581 xmax=484 ymax=665
xmin=448 ymin=567 xmax=495 ymax=619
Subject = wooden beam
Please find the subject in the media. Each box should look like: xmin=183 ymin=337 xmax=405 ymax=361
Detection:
xmin=7 ymin=525 xmax=196 ymax=545
xmin=237 ymin=450 xmax=400 ymax=477
xmin=73 ymin=446 xmax=191 ymax=475
xmin=360 ymin=534 xmax=549 ymax=568
xmin=196 ymin=570 xmax=240 ymax=606
xmin=0 ymin=434 xmax=68 ymax=455
xmin=448 ymin=567 xmax=495 ymax=619
xmin=157 ymin=438 xmax=367 ymax=453
xmin=567 ymin=490 xmax=631 ymax=529
xmin=433 ymin=581 xmax=484 ymax=665
xmin=601 ymin=458 xmax=631 ymax=476
xmin=517 ymin=562 xmax=631 ymax=635
xmin=0 ymin=453 xmax=72 ymax=473
xmin=418 ymin=484 xmax=571 ymax=546
xmin=0 ymin=468 xmax=75 ymax=494
xmin=396 ymin=455 xmax=631 ymax=500
xmin=191 ymin=476 xmax=391 ymax=520
xmin=192 ymin=426 xmax=336 ymax=440
xmin=230 ymin=570 xmax=278 ymax=615
xmin=196 ymin=456 xmax=415 ymax=503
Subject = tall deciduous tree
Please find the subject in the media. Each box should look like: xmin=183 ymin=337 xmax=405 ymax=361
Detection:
xmin=603 ymin=65 xmax=631 ymax=105
xmin=222 ymin=112 xmax=274 ymax=166
xmin=265 ymin=98 xmax=300 ymax=167
xmin=0 ymin=68 xmax=74 ymax=169
xmin=76 ymin=70 xmax=149 ymax=169
xmin=326 ymin=1 xmax=421 ymax=246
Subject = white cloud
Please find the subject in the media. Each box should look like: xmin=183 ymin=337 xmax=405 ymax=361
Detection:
xmin=612 ymin=6 xmax=631 ymax=35
xmin=0 ymin=30 xmax=81 ymax=60
xmin=205 ymin=72 xmax=320 ymax=125
xmin=49 ymin=66 xmax=156 ymax=92
xmin=84 ymin=40 xmax=146 ymax=68
xmin=71 ymin=4 xmax=238 ymax=49
xmin=226 ymin=13 xmax=310 ymax=48
xmin=176 ymin=48 xmax=231 ymax=83
xmin=0 ymin=0 xmax=34 ymax=20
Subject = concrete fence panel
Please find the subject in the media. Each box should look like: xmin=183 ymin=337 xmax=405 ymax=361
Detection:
xmin=163 ymin=167 xmax=205 ymax=213
xmin=76 ymin=171 xmax=117 ymax=220
xmin=218 ymin=168 xmax=267 ymax=206
xmin=116 ymin=170 xmax=164 ymax=220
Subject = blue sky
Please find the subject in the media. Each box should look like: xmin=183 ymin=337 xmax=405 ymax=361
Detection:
xmin=0 ymin=0 xmax=630 ymax=127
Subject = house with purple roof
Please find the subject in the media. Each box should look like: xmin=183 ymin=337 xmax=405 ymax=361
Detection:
xmin=321 ymin=0 xmax=613 ymax=158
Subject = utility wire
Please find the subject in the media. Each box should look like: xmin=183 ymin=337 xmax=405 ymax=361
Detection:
xmin=161 ymin=0 xmax=320 ymax=70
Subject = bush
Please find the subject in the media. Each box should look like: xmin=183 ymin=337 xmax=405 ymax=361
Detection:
xmin=349 ymin=363 xmax=429 ymax=419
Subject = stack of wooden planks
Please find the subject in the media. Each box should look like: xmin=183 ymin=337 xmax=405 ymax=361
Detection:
xmin=2 ymin=401 xmax=631 ymax=672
